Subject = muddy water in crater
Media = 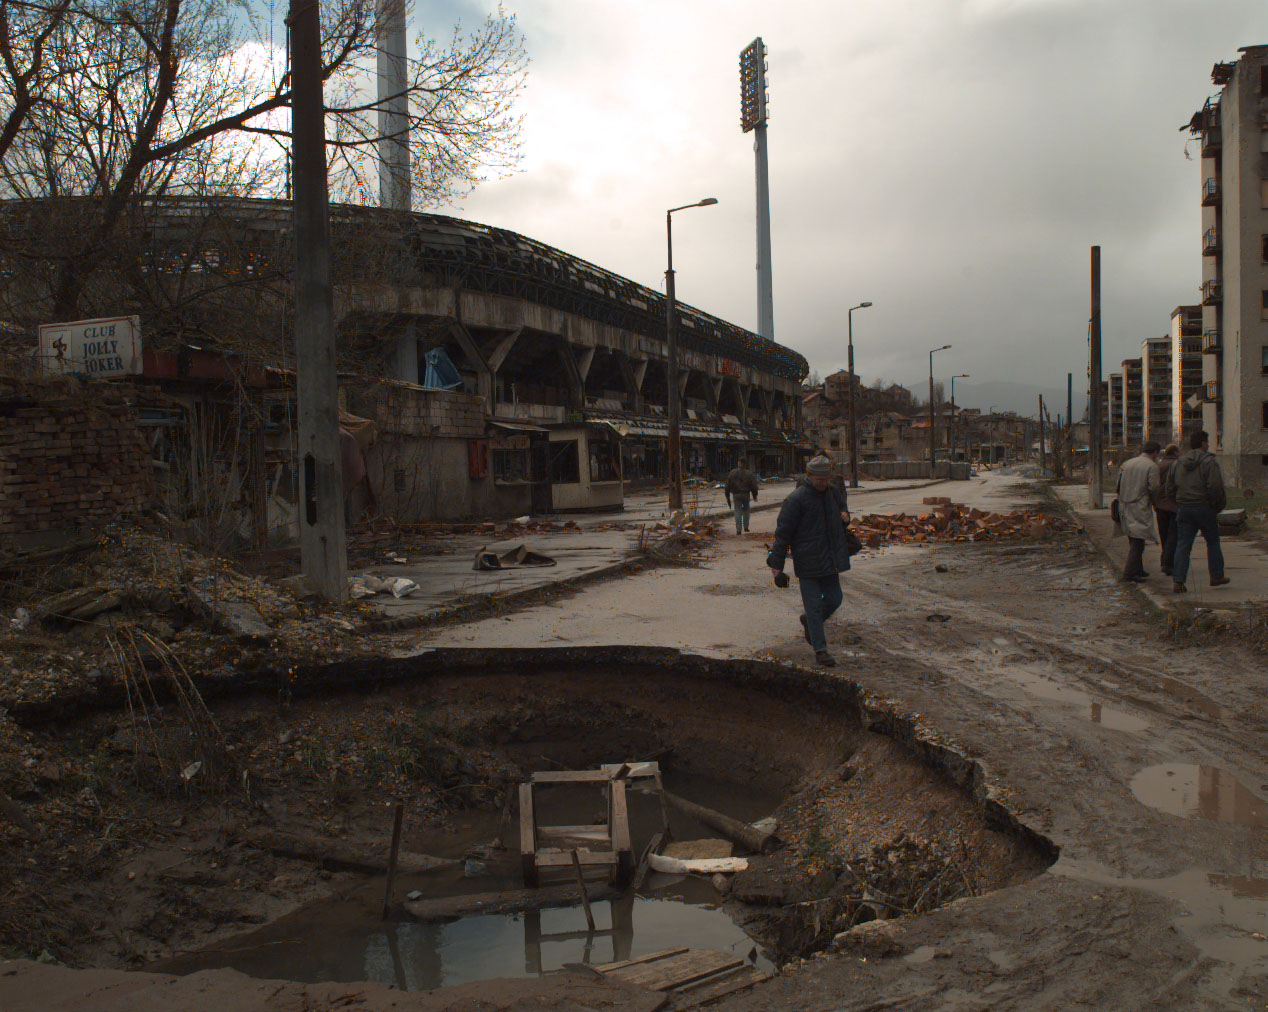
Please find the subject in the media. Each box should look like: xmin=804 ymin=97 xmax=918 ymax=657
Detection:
xmin=157 ymin=773 xmax=778 ymax=991
xmin=1130 ymin=763 xmax=1268 ymax=826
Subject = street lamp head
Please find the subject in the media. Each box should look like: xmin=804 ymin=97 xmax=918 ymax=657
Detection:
xmin=698 ymin=197 xmax=718 ymax=206
xmin=860 ymin=301 xmax=872 ymax=308
xmin=955 ymin=373 xmax=971 ymax=379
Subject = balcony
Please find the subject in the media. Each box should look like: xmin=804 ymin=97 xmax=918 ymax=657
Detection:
xmin=1201 ymin=100 xmax=1222 ymax=154
xmin=1202 ymin=279 xmax=1221 ymax=304
xmin=1202 ymin=328 xmax=1220 ymax=352
xmin=1205 ymin=379 xmax=1221 ymax=401
xmin=1202 ymin=178 xmax=1220 ymax=205
xmin=1203 ymin=228 xmax=1221 ymax=255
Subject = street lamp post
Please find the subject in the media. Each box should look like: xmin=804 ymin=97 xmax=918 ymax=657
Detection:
xmin=988 ymin=404 xmax=997 ymax=463
xmin=928 ymin=344 xmax=951 ymax=469
xmin=846 ymin=301 xmax=872 ymax=488
xmin=665 ymin=197 xmax=718 ymax=510
xmin=950 ymin=373 xmax=970 ymax=462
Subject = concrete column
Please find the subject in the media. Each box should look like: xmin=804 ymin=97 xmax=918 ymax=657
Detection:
xmin=449 ymin=322 xmax=493 ymax=412
xmin=616 ymin=353 xmax=645 ymax=414
xmin=555 ymin=339 xmax=584 ymax=409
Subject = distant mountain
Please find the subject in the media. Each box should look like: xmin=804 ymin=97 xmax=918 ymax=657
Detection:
xmin=907 ymin=378 xmax=1089 ymax=420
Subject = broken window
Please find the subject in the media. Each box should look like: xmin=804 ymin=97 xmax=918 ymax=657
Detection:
xmin=1263 ymin=402 xmax=1268 ymax=429
xmin=493 ymin=449 xmax=530 ymax=482
xmin=1262 ymin=346 xmax=1268 ymax=375
xmin=548 ymin=440 xmax=580 ymax=484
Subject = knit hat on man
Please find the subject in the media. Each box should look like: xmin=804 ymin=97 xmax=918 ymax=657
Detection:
xmin=806 ymin=455 xmax=834 ymax=476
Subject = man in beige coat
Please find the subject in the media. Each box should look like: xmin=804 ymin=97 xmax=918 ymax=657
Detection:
xmin=1116 ymin=441 xmax=1161 ymax=582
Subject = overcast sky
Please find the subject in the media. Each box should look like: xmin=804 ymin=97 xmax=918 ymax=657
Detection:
xmin=423 ymin=0 xmax=1268 ymax=410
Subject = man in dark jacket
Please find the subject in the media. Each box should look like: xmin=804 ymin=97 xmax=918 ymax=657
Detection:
xmin=724 ymin=461 xmax=759 ymax=535
xmin=767 ymin=455 xmax=851 ymax=666
xmin=1155 ymin=443 xmax=1180 ymax=575
xmin=1163 ymin=430 xmax=1229 ymax=593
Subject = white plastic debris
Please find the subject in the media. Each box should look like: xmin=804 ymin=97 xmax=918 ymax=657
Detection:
xmin=648 ymin=853 xmax=748 ymax=875
xmin=180 ymin=760 xmax=203 ymax=781
xmin=348 ymin=576 xmax=374 ymax=599
xmin=382 ymin=576 xmax=419 ymax=599
xmin=751 ymin=816 xmax=778 ymax=835
xmin=10 ymin=607 xmax=30 ymax=631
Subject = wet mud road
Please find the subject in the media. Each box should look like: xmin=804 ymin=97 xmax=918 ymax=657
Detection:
xmin=427 ymin=473 xmax=1268 ymax=1010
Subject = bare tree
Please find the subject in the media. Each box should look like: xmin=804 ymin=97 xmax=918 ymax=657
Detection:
xmin=0 ymin=0 xmax=527 ymax=324
xmin=0 ymin=0 xmax=72 ymax=164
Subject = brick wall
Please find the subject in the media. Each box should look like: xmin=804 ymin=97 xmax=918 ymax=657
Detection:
xmin=347 ymin=381 xmax=487 ymax=439
xmin=0 ymin=381 xmax=154 ymax=535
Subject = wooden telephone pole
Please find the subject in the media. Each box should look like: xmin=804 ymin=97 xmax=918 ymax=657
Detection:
xmin=1088 ymin=246 xmax=1104 ymax=508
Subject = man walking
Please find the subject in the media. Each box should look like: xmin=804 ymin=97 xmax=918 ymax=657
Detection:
xmin=1164 ymin=430 xmax=1229 ymax=593
xmin=1155 ymin=443 xmax=1180 ymax=575
xmin=1115 ymin=441 xmax=1160 ymax=582
xmin=724 ymin=460 xmax=759 ymax=535
xmin=767 ymin=455 xmax=851 ymax=666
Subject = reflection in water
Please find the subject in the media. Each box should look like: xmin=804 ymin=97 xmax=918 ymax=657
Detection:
xmin=1207 ymin=873 xmax=1268 ymax=899
xmin=1130 ymin=764 xmax=1268 ymax=827
xmin=156 ymin=894 xmax=766 ymax=992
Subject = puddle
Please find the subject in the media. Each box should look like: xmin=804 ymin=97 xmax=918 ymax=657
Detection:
xmin=1130 ymin=764 xmax=1268 ymax=826
xmin=975 ymin=654 xmax=1149 ymax=733
xmin=158 ymin=889 xmax=766 ymax=991
xmin=1155 ymin=675 xmax=1230 ymax=722
xmin=1055 ymin=859 xmax=1268 ymax=997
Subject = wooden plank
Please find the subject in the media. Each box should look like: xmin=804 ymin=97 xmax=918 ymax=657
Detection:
xmin=531 ymin=770 xmax=613 ymax=783
xmin=600 ymin=761 xmax=660 ymax=779
xmin=535 ymin=849 xmax=618 ymax=868
xmin=519 ymin=783 xmax=537 ymax=887
xmin=608 ymin=950 xmax=745 ymax=991
xmin=595 ymin=948 xmax=690 ymax=974
xmin=610 ymin=779 xmax=633 ymax=885
xmin=403 ymin=883 xmax=618 ymax=921
xmin=672 ymin=967 xmax=772 ymax=1008
xmin=537 ymin=825 xmax=610 ymax=843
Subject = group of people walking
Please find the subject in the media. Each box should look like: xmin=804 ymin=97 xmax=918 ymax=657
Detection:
xmin=1116 ymin=430 xmax=1229 ymax=592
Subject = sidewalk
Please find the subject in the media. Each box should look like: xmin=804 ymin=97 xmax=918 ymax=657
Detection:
xmin=359 ymin=476 xmax=954 ymax=629
xmin=1051 ymin=484 xmax=1268 ymax=608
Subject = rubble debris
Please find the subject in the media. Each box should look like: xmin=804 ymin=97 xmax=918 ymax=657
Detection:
xmin=647 ymin=852 xmax=749 ymax=875
xmin=188 ymin=585 xmax=271 ymax=641
xmin=473 ymin=543 xmax=558 ymax=571
xmin=348 ymin=574 xmax=420 ymax=599
xmin=637 ymin=515 xmax=717 ymax=564
xmin=855 ymin=503 xmax=1075 ymax=548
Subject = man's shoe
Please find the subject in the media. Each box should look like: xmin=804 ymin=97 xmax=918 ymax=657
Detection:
xmin=814 ymin=649 xmax=836 ymax=667
xmin=1161 ymin=567 xmax=1172 ymax=576
xmin=1139 ymin=571 xmax=1150 ymax=579
xmin=1122 ymin=574 xmax=1145 ymax=583
xmin=1172 ymin=582 xmax=1187 ymax=593
xmin=1210 ymin=576 xmax=1231 ymax=587
xmin=799 ymin=615 xmax=811 ymax=645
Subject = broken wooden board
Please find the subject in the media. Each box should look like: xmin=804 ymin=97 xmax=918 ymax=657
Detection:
xmin=671 ymin=965 xmax=772 ymax=1009
xmin=403 ymin=882 xmax=617 ymax=921
xmin=598 ymin=949 xmax=744 ymax=991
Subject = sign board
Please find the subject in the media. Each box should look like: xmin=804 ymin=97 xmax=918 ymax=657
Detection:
xmin=38 ymin=315 xmax=142 ymax=377
xmin=719 ymin=358 xmax=741 ymax=378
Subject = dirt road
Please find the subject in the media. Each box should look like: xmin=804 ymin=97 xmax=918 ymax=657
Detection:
xmin=425 ymin=471 xmax=1268 ymax=1010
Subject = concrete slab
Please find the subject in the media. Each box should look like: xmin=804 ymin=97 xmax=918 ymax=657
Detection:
xmin=1051 ymin=484 xmax=1268 ymax=607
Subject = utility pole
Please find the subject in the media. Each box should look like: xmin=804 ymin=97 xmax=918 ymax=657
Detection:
xmin=1088 ymin=246 xmax=1104 ymax=508
xmin=1038 ymin=395 xmax=1047 ymax=475
xmin=290 ymin=0 xmax=347 ymax=601
xmin=1066 ymin=371 xmax=1074 ymax=476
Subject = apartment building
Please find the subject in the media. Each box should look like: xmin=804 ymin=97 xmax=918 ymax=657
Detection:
xmin=1141 ymin=338 xmax=1172 ymax=444
xmin=1191 ymin=47 xmax=1268 ymax=486
xmin=1108 ymin=373 xmax=1123 ymax=448
xmin=1170 ymin=304 xmax=1203 ymax=443
xmin=1121 ymin=358 xmax=1143 ymax=449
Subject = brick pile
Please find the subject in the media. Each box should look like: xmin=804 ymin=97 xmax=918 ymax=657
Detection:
xmin=0 ymin=383 xmax=155 ymax=535
xmin=350 ymin=382 xmax=486 ymax=439
xmin=854 ymin=498 xmax=1074 ymax=548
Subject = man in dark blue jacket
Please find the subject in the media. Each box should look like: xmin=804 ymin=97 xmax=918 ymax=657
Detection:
xmin=767 ymin=455 xmax=851 ymax=666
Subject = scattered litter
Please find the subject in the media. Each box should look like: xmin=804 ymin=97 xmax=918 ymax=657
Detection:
xmin=638 ymin=514 xmax=717 ymax=564
xmin=934 ymin=564 xmax=949 ymax=573
xmin=406 ymin=890 xmax=423 ymax=901
xmin=9 ymin=607 xmax=30 ymax=631
xmin=349 ymin=574 xmax=420 ymax=598
xmin=463 ymin=858 xmax=490 ymax=877
xmin=472 ymin=543 xmax=557 ymax=571
xmin=180 ymin=760 xmax=203 ymax=781
xmin=926 ymin=614 xmax=951 ymax=623
xmin=751 ymin=816 xmax=778 ymax=834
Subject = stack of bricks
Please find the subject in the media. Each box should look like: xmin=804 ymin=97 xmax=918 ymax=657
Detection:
xmin=0 ymin=391 xmax=155 ymax=535
xmin=352 ymin=383 xmax=487 ymax=440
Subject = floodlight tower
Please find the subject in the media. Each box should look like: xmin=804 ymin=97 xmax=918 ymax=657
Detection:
xmin=739 ymin=37 xmax=774 ymax=341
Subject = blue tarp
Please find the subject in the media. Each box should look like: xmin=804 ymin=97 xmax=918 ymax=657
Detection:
xmin=422 ymin=347 xmax=463 ymax=390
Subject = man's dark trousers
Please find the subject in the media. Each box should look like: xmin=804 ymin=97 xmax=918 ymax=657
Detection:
xmin=1124 ymin=537 xmax=1146 ymax=580
xmin=1172 ymin=506 xmax=1225 ymax=585
xmin=799 ymin=574 xmax=843 ymax=652
xmin=1156 ymin=510 xmax=1177 ymax=572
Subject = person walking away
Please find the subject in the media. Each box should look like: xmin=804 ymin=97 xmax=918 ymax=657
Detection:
xmin=767 ymin=455 xmax=851 ymax=666
xmin=1155 ymin=443 xmax=1180 ymax=575
xmin=724 ymin=461 xmax=759 ymax=535
xmin=1164 ymin=430 xmax=1229 ymax=593
xmin=1115 ymin=441 xmax=1160 ymax=582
